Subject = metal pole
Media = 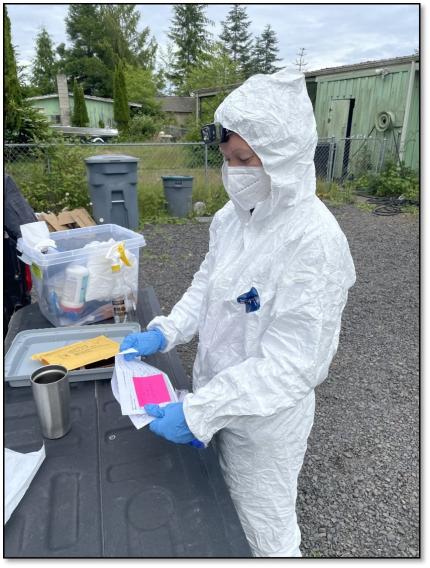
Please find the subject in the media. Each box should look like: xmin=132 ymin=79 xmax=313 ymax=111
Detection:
xmin=377 ymin=138 xmax=387 ymax=173
xmin=204 ymin=144 xmax=208 ymax=193
xmin=327 ymin=136 xmax=335 ymax=182
xmin=326 ymin=139 xmax=332 ymax=182
xmin=398 ymin=59 xmax=416 ymax=163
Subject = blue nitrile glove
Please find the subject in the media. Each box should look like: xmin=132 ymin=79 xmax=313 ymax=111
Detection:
xmin=120 ymin=328 xmax=167 ymax=361
xmin=145 ymin=402 xmax=205 ymax=448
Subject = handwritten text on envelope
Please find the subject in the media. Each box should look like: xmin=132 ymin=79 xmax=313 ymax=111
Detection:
xmin=31 ymin=335 xmax=120 ymax=370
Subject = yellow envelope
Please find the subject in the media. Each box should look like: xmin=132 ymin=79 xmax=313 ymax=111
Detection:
xmin=31 ymin=335 xmax=120 ymax=370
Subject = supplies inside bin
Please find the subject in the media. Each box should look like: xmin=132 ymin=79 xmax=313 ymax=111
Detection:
xmin=47 ymin=240 xmax=137 ymax=325
xmin=17 ymin=224 xmax=145 ymax=327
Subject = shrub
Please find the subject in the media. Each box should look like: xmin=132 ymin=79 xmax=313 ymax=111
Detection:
xmin=119 ymin=113 xmax=162 ymax=142
xmin=5 ymin=102 xmax=53 ymax=144
xmin=316 ymin=180 xmax=355 ymax=205
xmin=18 ymin=143 xmax=90 ymax=213
xmin=203 ymin=183 xmax=229 ymax=214
xmin=355 ymin=161 xmax=419 ymax=202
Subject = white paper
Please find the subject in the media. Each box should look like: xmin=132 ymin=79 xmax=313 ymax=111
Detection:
xmin=117 ymin=348 xmax=138 ymax=356
xmin=5 ymin=444 xmax=46 ymax=524
xmin=111 ymin=356 xmax=178 ymax=430
xmin=20 ymin=221 xmax=57 ymax=252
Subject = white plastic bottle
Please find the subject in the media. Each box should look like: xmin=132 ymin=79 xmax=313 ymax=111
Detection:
xmin=60 ymin=265 xmax=89 ymax=312
xmin=111 ymin=264 xmax=127 ymax=323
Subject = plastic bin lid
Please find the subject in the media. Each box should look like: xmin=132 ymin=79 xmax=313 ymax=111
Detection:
xmin=17 ymin=223 xmax=145 ymax=267
xmin=85 ymin=154 xmax=139 ymax=163
xmin=161 ymin=175 xmax=193 ymax=180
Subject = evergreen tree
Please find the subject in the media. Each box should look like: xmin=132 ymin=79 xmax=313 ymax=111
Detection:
xmin=60 ymin=4 xmax=157 ymax=97
xmin=61 ymin=4 xmax=110 ymax=96
xmin=113 ymin=65 xmax=130 ymax=130
xmin=167 ymin=4 xmax=213 ymax=94
xmin=220 ymin=5 xmax=253 ymax=75
xmin=249 ymin=35 xmax=265 ymax=75
xmin=79 ymin=84 xmax=89 ymax=126
xmin=31 ymin=27 xmax=58 ymax=94
xmin=4 ymin=6 xmax=51 ymax=142
xmin=99 ymin=5 xmax=157 ymax=70
xmin=4 ymin=5 xmax=23 ymax=137
xmin=249 ymin=25 xmax=283 ymax=75
xmin=71 ymin=79 xmax=89 ymax=127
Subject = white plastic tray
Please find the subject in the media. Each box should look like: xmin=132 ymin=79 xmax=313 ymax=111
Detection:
xmin=5 ymin=323 xmax=141 ymax=387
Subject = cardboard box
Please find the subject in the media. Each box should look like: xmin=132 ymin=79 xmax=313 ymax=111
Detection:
xmin=36 ymin=208 xmax=96 ymax=231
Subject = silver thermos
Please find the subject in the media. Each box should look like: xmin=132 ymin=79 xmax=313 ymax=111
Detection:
xmin=30 ymin=365 xmax=71 ymax=439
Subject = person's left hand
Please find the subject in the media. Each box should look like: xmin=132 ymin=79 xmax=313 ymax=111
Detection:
xmin=145 ymin=402 xmax=203 ymax=446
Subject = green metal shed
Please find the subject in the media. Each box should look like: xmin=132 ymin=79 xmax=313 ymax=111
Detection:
xmin=306 ymin=54 xmax=419 ymax=174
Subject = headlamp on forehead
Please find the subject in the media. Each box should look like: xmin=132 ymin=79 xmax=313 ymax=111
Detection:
xmin=201 ymin=123 xmax=231 ymax=144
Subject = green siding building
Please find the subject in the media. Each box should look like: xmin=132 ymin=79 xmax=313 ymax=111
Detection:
xmin=28 ymin=93 xmax=140 ymax=128
xmin=306 ymin=54 xmax=419 ymax=173
xmin=27 ymin=74 xmax=195 ymax=132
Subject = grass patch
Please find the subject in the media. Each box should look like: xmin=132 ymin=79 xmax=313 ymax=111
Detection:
xmin=316 ymin=179 xmax=356 ymax=206
xmin=400 ymin=204 xmax=419 ymax=216
xmin=138 ymin=169 xmax=227 ymax=222
xmin=356 ymin=201 xmax=376 ymax=213
xmin=5 ymin=143 xmax=226 ymax=223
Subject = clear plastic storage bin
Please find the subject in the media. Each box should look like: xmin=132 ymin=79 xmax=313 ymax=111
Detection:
xmin=17 ymin=224 xmax=145 ymax=327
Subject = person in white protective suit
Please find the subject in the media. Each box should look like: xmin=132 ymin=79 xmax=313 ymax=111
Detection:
xmin=120 ymin=69 xmax=356 ymax=557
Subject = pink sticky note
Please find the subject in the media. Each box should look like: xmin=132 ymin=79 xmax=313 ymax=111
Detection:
xmin=133 ymin=374 xmax=171 ymax=407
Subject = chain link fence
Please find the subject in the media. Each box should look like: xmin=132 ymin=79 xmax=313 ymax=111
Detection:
xmin=4 ymin=136 xmax=401 ymax=213
xmin=4 ymin=141 xmax=224 ymax=191
xmin=315 ymin=134 xmax=400 ymax=183
xmin=4 ymin=142 xmax=225 ymax=213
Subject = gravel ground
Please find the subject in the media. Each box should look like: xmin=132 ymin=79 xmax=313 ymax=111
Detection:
xmin=138 ymin=205 xmax=419 ymax=558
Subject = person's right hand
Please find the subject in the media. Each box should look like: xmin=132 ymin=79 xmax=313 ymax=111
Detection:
xmin=120 ymin=328 xmax=166 ymax=360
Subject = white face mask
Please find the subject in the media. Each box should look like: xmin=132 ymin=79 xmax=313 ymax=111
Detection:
xmin=222 ymin=163 xmax=271 ymax=212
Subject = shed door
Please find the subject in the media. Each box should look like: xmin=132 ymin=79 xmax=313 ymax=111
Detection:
xmin=327 ymin=99 xmax=354 ymax=179
xmin=327 ymin=99 xmax=350 ymax=138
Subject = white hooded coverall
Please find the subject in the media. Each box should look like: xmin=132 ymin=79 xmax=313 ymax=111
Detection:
xmin=148 ymin=69 xmax=356 ymax=557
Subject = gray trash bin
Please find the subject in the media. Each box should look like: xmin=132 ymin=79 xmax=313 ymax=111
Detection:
xmin=161 ymin=176 xmax=193 ymax=218
xmin=85 ymin=155 xmax=139 ymax=230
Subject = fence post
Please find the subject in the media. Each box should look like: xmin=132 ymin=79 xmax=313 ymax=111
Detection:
xmin=204 ymin=143 xmax=208 ymax=193
xmin=377 ymin=137 xmax=387 ymax=173
xmin=327 ymin=136 xmax=335 ymax=182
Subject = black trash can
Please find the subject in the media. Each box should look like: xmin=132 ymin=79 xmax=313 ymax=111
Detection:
xmin=161 ymin=176 xmax=193 ymax=218
xmin=85 ymin=155 xmax=139 ymax=229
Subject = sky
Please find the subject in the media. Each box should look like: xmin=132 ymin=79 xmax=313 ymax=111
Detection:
xmin=7 ymin=3 xmax=419 ymax=79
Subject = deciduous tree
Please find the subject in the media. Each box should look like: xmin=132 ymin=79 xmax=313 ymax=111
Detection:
xmin=123 ymin=64 xmax=162 ymax=116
